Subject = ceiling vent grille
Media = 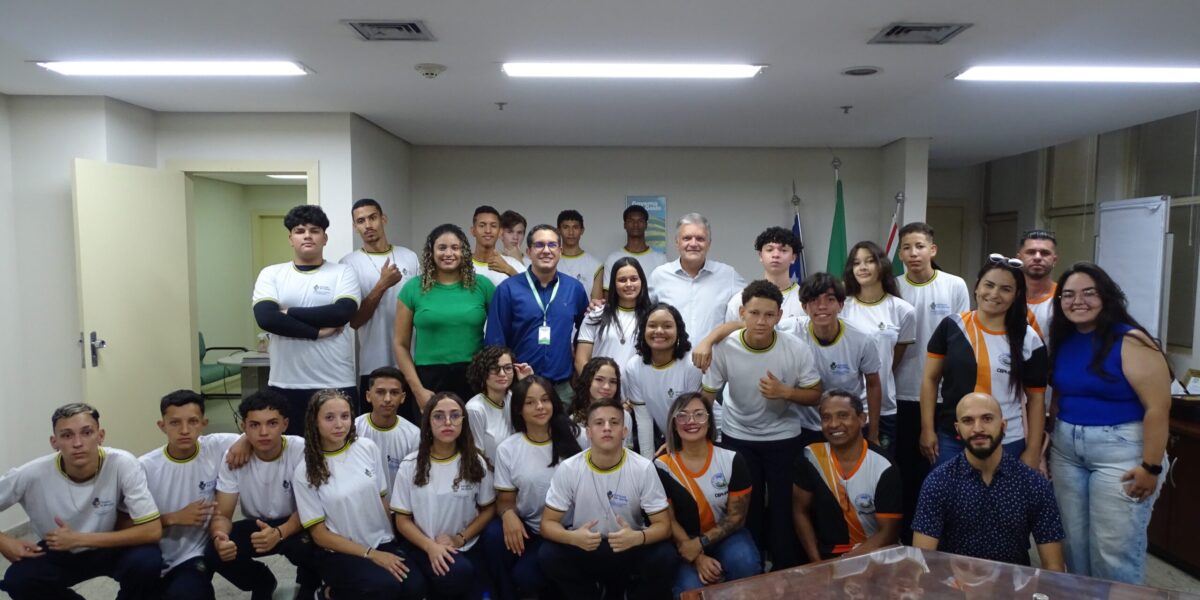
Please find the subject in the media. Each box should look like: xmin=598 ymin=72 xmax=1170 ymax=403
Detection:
xmin=344 ymin=20 xmax=435 ymax=41
xmin=868 ymin=22 xmax=971 ymax=45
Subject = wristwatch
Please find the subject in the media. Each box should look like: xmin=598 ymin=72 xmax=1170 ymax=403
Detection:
xmin=698 ymin=535 xmax=711 ymax=549
xmin=1141 ymin=461 xmax=1163 ymax=475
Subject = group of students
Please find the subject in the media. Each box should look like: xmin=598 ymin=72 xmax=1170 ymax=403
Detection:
xmin=0 ymin=200 xmax=1174 ymax=599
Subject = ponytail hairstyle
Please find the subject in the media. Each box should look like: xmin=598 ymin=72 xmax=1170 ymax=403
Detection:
xmin=302 ymin=389 xmax=357 ymax=489
xmin=510 ymin=375 xmax=582 ymax=467
xmin=974 ymin=261 xmax=1030 ymax=397
xmin=413 ymin=392 xmax=487 ymax=489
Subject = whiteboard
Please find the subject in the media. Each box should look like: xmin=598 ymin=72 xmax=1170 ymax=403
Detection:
xmin=1095 ymin=195 xmax=1170 ymax=339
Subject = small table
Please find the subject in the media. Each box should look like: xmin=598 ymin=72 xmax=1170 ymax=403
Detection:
xmin=681 ymin=545 xmax=1198 ymax=600
xmin=217 ymin=351 xmax=270 ymax=399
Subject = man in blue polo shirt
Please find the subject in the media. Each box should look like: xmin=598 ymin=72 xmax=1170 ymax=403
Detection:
xmin=912 ymin=393 xmax=1065 ymax=570
xmin=486 ymin=224 xmax=590 ymax=407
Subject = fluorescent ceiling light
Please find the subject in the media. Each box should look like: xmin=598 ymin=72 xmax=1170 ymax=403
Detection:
xmin=956 ymin=65 xmax=1200 ymax=83
xmin=267 ymin=174 xmax=308 ymax=180
xmin=502 ymin=62 xmax=764 ymax=79
xmin=36 ymin=61 xmax=307 ymax=76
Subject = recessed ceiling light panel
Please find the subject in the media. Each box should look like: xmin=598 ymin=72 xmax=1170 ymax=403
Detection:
xmin=956 ymin=66 xmax=1200 ymax=83
xmin=36 ymin=61 xmax=308 ymax=76
xmin=267 ymin=174 xmax=308 ymax=180
xmin=501 ymin=63 xmax=764 ymax=79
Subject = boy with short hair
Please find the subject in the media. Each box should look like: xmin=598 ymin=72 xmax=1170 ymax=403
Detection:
xmin=354 ymin=366 xmax=421 ymax=491
xmin=472 ymin=205 xmax=526 ymax=285
xmin=556 ymin=210 xmax=603 ymax=293
xmin=725 ymin=226 xmax=805 ymax=322
xmin=601 ymin=204 xmax=667 ymax=297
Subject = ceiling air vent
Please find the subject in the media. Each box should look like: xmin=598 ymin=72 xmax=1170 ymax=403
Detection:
xmin=869 ymin=22 xmax=972 ymax=45
xmin=344 ymin=20 xmax=435 ymax=41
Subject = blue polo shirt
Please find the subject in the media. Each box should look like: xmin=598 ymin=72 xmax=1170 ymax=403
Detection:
xmin=913 ymin=451 xmax=1064 ymax=566
xmin=485 ymin=270 xmax=589 ymax=382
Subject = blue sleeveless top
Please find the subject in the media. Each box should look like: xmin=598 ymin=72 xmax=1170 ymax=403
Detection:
xmin=1052 ymin=323 xmax=1143 ymax=426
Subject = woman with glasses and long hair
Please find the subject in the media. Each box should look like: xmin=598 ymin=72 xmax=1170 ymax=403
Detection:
xmin=1047 ymin=262 xmax=1170 ymax=584
xmin=623 ymin=302 xmax=703 ymax=457
xmin=841 ymin=241 xmax=916 ymax=456
xmin=483 ymin=375 xmax=583 ymax=599
xmin=574 ymin=257 xmax=652 ymax=375
xmin=294 ymin=390 xmax=426 ymax=600
xmin=391 ymin=392 xmax=495 ymax=599
xmin=464 ymin=345 xmax=533 ymax=461
xmin=394 ymin=224 xmax=496 ymax=413
xmin=919 ymin=254 xmax=1048 ymax=468
xmin=656 ymin=392 xmax=759 ymax=598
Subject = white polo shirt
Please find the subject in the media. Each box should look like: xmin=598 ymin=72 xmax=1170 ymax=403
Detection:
xmin=602 ymin=248 xmax=667 ymax=292
xmin=558 ymin=251 xmax=603 ymax=290
xmin=577 ymin=307 xmax=640 ymax=371
xmin=649 ymin=259 xmax=745 ymax=341
xmin=840 ymin=295 xmax=917 ymax=416
xmin=622 ymin=354 xmax=703 ymax=434
xmin=494 ymin=433 xmax=567 ymax=534
xmin=473 ymin=255 xmax=526 ymax=287
xmin=339 ymin=246 xmax=420 ymax=376
xmin=702 ymin=330 xmax=822 ymax=440
xmin=390 ymin=451 xmax=496 ymax=551
xmin=295 ymin=438 xmax=392 ymax=549
xmin=895 ymin=271 xmax=970 ymax=402
xmin=466 ymin=392 xmax=514 ymax=462
xmin=544 ymin=448 xmax=668 ymax=535
xmin=725 ymin=282 xmax=805 ymax=323
xmin=217 ymin=435 xmax=305 ymax=522
xmin=354 ymin=414 xmax=420 ymax=492
xmin=785 ymin=319 xmax=882 ymax=427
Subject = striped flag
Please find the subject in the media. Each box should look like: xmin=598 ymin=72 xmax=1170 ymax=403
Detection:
xmin=826 ymin=177 xmax=848 ymax=275
xmin=790 ymin=210 xmax=807 ymax=283
xmin=884 ymin=197 xmax=905 ymax=275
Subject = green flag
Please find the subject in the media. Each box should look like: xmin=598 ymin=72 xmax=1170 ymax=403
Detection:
xmin=826 ymin=177 xmax=848 ymax=275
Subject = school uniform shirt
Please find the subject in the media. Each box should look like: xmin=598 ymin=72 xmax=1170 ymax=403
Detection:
xmin=895 ymin=271 xmax=970 ymax=402
xmin=793 ymin=440 xmax=902 ymax=557
xmin=545 ymin=448 xmax=669 ymax=535
xmin=649 ymin=259 xmax=746 ymax=341
xmin=466 ymin=392 xmax=514 ymax=462
xmin=558 ymin=251 xmax=603 ymax=289
xmin=0 ymin=448 xmax=160 ymax=551
xmin=602 ymin=248 xmax=667 ymax=293
xmin=473 ymin=255 xmax=526 ymax=287
xmin=139 ymin=433 xmax=240 ymax=571
xmin=655 ymin=443 xmax=751 ymax=537
xmin=295 ymin=438 xmax=393 ymax=549
xmin=494 ymin=433 xmax=569 ymax=534
xmin=577 ymin=307 xmax=640 ymax=371
xmin=339 ymin=246 xmax=420 ymax=376
xmin=725 ymin=282 xmax=805 ymax=323
xmin=623 ymin=354 xmax=704 ymax=434
xmin=573 ymin=412 xmax=635 ymax=451
xmin=703 ymin=330 xmax=822 ymax=441
xmin=787 ymin=319 xmax=882 ymax=427
xmin=354 ymin=414 xmax=421 ymax=492
xmin=926 ymin=312 xmax=1048 ymax=441
xmin=252 ymin=261 xmax=362 ymax=389
xmin=1026 ymin=283 xmax=1057 ymax=343
xmin=390 ymin=451 xmax=496 ymax=551
xmin=217 ymin=435 xmax=305 ymax=521
xmin=840 ymin=295 xmax=917 ymax=417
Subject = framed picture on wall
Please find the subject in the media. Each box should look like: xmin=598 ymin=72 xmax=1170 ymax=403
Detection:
xmin=626 ymin=195 xmax=667 ymax=254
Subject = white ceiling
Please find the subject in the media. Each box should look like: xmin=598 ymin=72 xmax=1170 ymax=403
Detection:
xmin=3 ymin=0 xmax=1200 ymax=166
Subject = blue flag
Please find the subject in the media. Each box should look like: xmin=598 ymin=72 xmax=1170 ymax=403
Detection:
xmin=790 ymin=211 xmax=807 ymax=283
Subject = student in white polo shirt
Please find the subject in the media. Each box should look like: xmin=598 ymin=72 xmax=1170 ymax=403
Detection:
xmin=702 ymin=280 xmax=822 ymax=571
xmin=295 ymin=390 xmax=427 ymax=600
xmin=392 ymin=392 xmax=497 ymax=599
xmin=575 ymin=256 xmax=653 ymax=375
xmin=539 ymin=398 xmax=677 ymax=599
xmin=252 ymin=204 xmax=362 ymax=434
xmin=471 ymin=205 xmax=525 ymax=286
xmin=138 ymin=390 xmax=243 ymax=600
xmin=482 ymin=375 xmax=584 ymax=600
xmin=465 ymin=346 xmax=534 ymax=462
xmin=601 ymin=205 xmax=667 ymax=297
xmin=0 ymin=403 xmax=163 ymax=600
xmin=556 ymin=210 xmax=604 ymax=295
xmin=649 ymin=213 xmax=745 ymax=342
xmin=623 ymin=302 xmax=703 ymax=456
xmin=355 ymin=367 xmax=421 ymax=491
xmin=725 ymin=227 xmax=805 ymax=322
xmin=208 ymin=390 xmax=320 ymax=600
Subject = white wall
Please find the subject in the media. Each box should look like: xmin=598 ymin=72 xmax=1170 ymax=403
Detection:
xmin=103 ymin=98 xmax=156 ymax=167
xmin=351 ymin=116 xmax=413 ymax=249
xmin=0 ymin=94 xmax=23 ymax=531
xmin=156 ymin=113 xmax=357 ymax=257
xmin=881 ymin=138 xmax=930 ymax=226
xmin=410 ymin=146 xmax=885 ymax=278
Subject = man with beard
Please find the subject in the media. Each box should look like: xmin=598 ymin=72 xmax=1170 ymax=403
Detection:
xmin=912 ymin=393 xmax=1065 ymax=570
xmin=1018 ymin=229 xmax=1059 ymax=339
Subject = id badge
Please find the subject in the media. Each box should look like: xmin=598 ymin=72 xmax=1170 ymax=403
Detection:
xmin=538 ymin=325 xmax=552 ymax=345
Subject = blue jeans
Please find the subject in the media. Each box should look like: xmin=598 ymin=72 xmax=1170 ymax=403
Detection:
xmin=877 ymin=413 xmax=897 ymax=461
xmin=672 ymin=528 xmax=761 ymax=599
xmin=1049 ymin=421 xmax=1166 ymax=584
xmin=935 ymin=431 xmax=1025 ymax=467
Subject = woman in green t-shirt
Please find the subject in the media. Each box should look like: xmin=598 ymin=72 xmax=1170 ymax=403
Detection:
xmin=394 ymin=224 xmax=495 ymax=413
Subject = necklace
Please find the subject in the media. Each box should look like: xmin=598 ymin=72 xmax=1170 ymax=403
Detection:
xmin=587 ymin=449 xmax=626 ymax=530
xmin=364 ymin=246 xmax=395 ymax=274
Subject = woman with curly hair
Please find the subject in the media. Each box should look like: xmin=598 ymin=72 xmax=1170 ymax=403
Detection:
xmin=294 ymin=389 xmax=426 ymax=599
xmin=392 ymin=392 xmax=496 ymax=599
xmin=465 ymin=345 xmax=533 ymax=461
xmin=569 ymin=356 xmax=633 ymax=451
xmin=394 ymin=224 xmax=496 ymax=412
xmin=623 ymin=302 xmax=702 ymax=457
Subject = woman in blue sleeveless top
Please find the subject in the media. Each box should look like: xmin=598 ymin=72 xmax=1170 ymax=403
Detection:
xmin=1047 ymin=262 xmax=1170 ymax=584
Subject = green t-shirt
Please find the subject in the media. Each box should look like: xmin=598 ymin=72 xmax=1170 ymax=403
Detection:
xmin=398 ymin=275 xmax=495 ymax=365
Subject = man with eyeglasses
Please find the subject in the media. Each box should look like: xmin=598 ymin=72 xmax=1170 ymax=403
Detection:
xmin=1017 ymin=229 xmax=1059 ymax=340
xmin=601 ymin=205 xmax=667 ymax=297
xmin=486 ymin=224 xmax=591 ymax=406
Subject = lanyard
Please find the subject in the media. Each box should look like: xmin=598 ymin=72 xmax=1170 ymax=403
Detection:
xmin=525 ymin=271 xmax=560 ymax=325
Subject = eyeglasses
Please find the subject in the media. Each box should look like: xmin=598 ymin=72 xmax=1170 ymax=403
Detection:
xmin=488 ymin=364 xmax=515 ymax=375
xmin=431 ymin=412 xmax=464 ymax=425
xmin=673 ymin=410 xmax=710 ymax=425
xmin=531 ymin=241 xmax=560 ymax=250
xmin=1021 ymin=229 xmax=1057 ymax=243
xmin=988 ymin=253 xmax=1023 ymax=268
xmin=1060 ymin=288 xmax=1100 ymax=304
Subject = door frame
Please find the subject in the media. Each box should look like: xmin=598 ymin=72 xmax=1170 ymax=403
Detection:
xmin=166 ymin=160 xmax=320 ymax=207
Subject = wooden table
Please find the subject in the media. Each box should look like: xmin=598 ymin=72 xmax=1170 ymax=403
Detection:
xmin=681 ymin=545 xmax=1198 ymax=599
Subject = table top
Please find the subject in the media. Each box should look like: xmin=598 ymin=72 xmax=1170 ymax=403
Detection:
xmin=216 ymin=351 xmax=270 ymax=366
xmin=681 ymin=546 xmax=1199 ymax=600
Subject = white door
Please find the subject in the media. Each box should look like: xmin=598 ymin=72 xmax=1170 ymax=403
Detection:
xmin=73 ymin=159 xmax=196 ymax=455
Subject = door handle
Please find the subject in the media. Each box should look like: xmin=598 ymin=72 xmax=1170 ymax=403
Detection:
xmin=89 ymin=331 xmax=108 ymax=367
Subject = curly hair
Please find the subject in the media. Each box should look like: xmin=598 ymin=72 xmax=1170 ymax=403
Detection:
xmin=570 ymin=357 xmax=622 ymax=425
xmin=466 ymin=345 xmax=514 ymax=396
xmin=510 ymin=375 xmax=582 ymax=467
xmin=843 ymin=240 xmax=901 ymax=299
xmin=413 ymin=392 xmax=488 ymax=489
xmin=419 ymin=223 xmax=476 ymax=293
xmin=302 ymin=389 xmax=358 ymax=490
xmin=634 ymin=302 xmax=692 ymax=365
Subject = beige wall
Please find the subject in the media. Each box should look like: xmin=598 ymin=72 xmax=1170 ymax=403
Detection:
xmin=351 ymin=116 xmax=413 ymax=249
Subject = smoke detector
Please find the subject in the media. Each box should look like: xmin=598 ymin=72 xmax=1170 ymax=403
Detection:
xmin=415 ymin=63 xmax=446 ymax=79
